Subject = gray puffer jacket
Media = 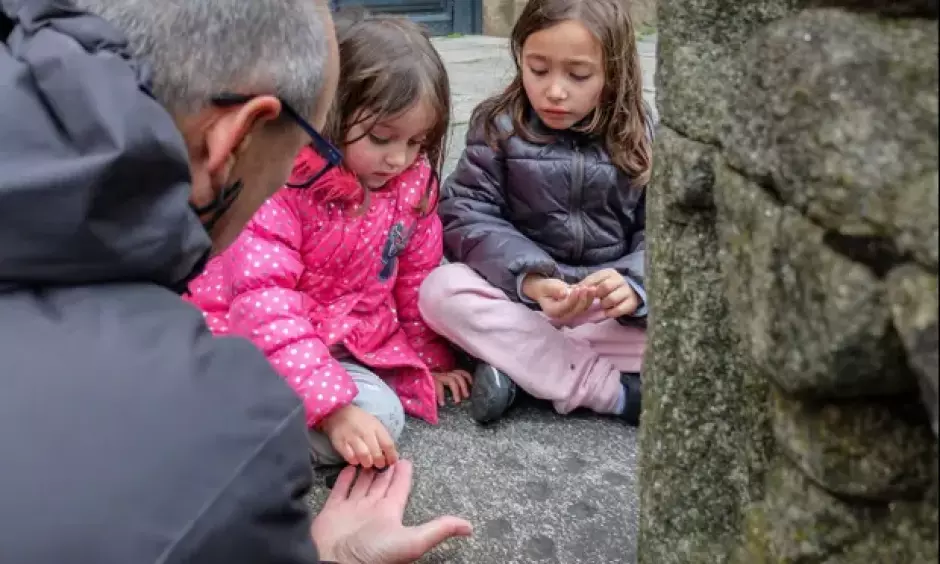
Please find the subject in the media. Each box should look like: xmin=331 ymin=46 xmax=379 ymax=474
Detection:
xmin=440 ymin=111 xmax=651 ymax=320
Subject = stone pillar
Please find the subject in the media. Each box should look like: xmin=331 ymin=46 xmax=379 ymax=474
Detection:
xmin=639 ymin=0 xmax=938 ymax=562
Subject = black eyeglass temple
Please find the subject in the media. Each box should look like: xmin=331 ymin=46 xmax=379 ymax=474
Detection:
xmin=211 ymin=93 xmax=343 ymax=167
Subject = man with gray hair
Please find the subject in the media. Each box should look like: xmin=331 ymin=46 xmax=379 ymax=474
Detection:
xmin=0 ymin=0 xmax=471 ymax=562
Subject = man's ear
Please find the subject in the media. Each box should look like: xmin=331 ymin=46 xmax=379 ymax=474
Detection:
xmin=204 ymin=95 xmax=283 ymax=179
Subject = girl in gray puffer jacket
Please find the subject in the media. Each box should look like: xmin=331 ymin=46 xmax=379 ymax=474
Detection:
xmin=418 ymin=0 xmax=653 ymax=425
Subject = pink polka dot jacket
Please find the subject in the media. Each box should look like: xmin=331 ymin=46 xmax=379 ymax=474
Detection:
xmin=186 ymin=147 xmax=455 ymax=426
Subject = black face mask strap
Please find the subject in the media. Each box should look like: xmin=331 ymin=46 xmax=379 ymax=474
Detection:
xmin=191 ymin=179 xmax=243 ymax=232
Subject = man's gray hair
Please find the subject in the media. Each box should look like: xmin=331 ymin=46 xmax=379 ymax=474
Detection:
xmin=75 ymin=0 xmax=329 ymax=117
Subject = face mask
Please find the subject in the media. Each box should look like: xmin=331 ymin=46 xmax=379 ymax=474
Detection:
xmin=190 ymin=179 xmax=243 ymax=233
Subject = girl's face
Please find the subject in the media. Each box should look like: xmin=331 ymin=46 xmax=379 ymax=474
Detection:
xmin=343 ymin=99 xmax=435 ymax=190
xmin=520 ymin=19 xmax=605 ymax=131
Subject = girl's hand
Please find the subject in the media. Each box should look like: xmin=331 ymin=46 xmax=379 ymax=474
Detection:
xmin=522 ymin=275 xmax=596 ymax=323
xmin=433 ymin=369 xmax=473 ymax=406
xmin=580 ymin=268 xmax=640 ymax=318
xmin=320 ymin=404 xmax=399 ymax=469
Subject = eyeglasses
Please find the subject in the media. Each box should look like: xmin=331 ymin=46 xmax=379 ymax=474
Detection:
xmin=211 ymin=93 xmax=343 ymax=188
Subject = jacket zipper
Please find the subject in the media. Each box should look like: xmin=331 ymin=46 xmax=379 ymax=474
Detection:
xmin=570 ymin=146 xmax=585 ymax=263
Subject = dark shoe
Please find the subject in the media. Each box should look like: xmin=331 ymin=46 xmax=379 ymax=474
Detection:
xmin=620 ymin=373 xmax=642 ymax=426
xmin=470 ymin=363 xmax=518 ymax=424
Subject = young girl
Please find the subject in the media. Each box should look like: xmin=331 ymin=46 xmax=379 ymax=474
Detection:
xmin=418 ymin=0 xmax=652 ymax=426
xmin=187 ymin=14 xmax=471 ymax=470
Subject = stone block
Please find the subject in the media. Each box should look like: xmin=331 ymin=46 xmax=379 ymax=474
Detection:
xmin=714 ymin=163 xmax=914 ymax=398
xmin=801 ymin=0 xmax=939 ymax=18
xmin=638 ymin=134 xmax=772 ymax=564
xmin=653 ymin=125 xmax=718 ymax=212
xmin=743 ymin=456 xmax=938 ymax=562
xmin=772 ymin=390 xmax=936 ymax=500
xmin=887 ymin=264 xmax=940 ymax=435
xmin=724 ymin=10 xmax=939 ymax=270
xmin=655 ymin=0 xmax=799 ymax=142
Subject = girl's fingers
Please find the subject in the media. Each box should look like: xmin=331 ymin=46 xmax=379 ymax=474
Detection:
xmin=435 ymin=380 xmax=446 ymax=406
xmin=569 ymin=287 xmax=593 ymax=317
xmin=456 ymin=371 xmax=472 ymax=399
xmin=340 ymin=440 xmax=359 ymax=467
xmin=377 ymin=428 xmax=399 ymax=466
xmin=364 ymin=431 xmax=386 ymax=469
xmin=601 ymin=285 xmax=633 ymax=310
xmin=580 ymin=268 xmax=616 ymax=288
xmin=447 ymin=380 xmax=463 ymax=404
xmin=609 ymin=293 xmax=639 ymax=318
xmin=386 ymin=445 xmax=399 ymax=467
xmin=350 ymin=436 xmax=373 ymax=469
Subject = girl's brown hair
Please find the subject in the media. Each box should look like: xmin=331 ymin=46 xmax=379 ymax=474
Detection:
xmin=326 ymin=11 xmax=450 ymax=214
xmin=473 ymin=0 xmax=652 ymax=187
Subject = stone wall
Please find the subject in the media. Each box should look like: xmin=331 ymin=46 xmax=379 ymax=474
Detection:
xmin=639 ymin=1 xmax=938 ymax=562
xmin=482 ymin=0 xmax=657 ymax=37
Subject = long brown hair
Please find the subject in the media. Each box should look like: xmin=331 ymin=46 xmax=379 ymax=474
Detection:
xmin=473 ymin=0 xmax=651 ymax=187
xmin=326 ymin=11 xmax=450 ymax=214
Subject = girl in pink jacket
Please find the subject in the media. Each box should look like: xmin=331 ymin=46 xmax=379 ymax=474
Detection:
xmin=187 ymin=15 xmax=470 ymax=471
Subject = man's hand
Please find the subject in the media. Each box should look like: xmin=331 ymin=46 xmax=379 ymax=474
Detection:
xmin=580 ymin=268 xmax=640 ymax=318
xmin=521 ymin=274 xmax=595 ymax=322
xmin=320 ymin=404 xmax=399 ymax=469
xmin=432 ymin=369 xmax=473 ymax=406
xmin=311 ymin=460 xmax=473 ymax=564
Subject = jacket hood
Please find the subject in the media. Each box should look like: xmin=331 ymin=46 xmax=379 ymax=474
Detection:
xmin=0 ymin=0 xmax=210 ymax=290
xmin=289 ymin=146 xmax=363 ymax=205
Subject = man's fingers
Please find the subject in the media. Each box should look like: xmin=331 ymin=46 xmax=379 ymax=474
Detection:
xmin=349 ymin=466 xmax=376 ymax=500
xmin=383 ymin=459 xmax=415 ymax=508
xmin=399 ymin=516 xmax=475 ymax=561
xmin=366 ymin=458 xmax=397 ymax=499
xmin=323 ymin=464 xmax=359 ymax=507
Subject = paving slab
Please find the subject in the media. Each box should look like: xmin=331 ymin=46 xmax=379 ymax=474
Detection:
xmin=308 ymin=399 xmax=640 ymax=563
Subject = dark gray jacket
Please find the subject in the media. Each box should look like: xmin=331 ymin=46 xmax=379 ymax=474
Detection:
xmin=1 ymin=1 xmax=322 ymax=562
xmin=441 ymin=112 xmax=650 ymax=320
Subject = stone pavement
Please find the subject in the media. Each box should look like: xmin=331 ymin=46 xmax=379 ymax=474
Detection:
xmin=306 ymin=34 xmax=659 ymax=564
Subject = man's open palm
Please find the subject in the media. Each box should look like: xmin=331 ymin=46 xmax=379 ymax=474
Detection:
xmin=311 ymin=460 xmax=473 ymax=563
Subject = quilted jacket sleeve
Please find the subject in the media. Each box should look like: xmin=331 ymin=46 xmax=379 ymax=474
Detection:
xmin=439 ymin=123 xmax=558 ymax=299
xmin=583 ymin=189 xmax=647 ymax=321
xmin=223 ymin=192 xmax=356 ymax=428
xmin=393 ymin=166 xmax=456 ymax=373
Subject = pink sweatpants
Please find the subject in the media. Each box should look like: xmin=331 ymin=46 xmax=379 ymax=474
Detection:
xmin=418 ymin=263 xmax=646 ymax=415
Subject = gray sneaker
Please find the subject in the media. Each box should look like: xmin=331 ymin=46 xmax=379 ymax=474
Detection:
xmin=470 ymin=363 xmax=518 ymax=424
